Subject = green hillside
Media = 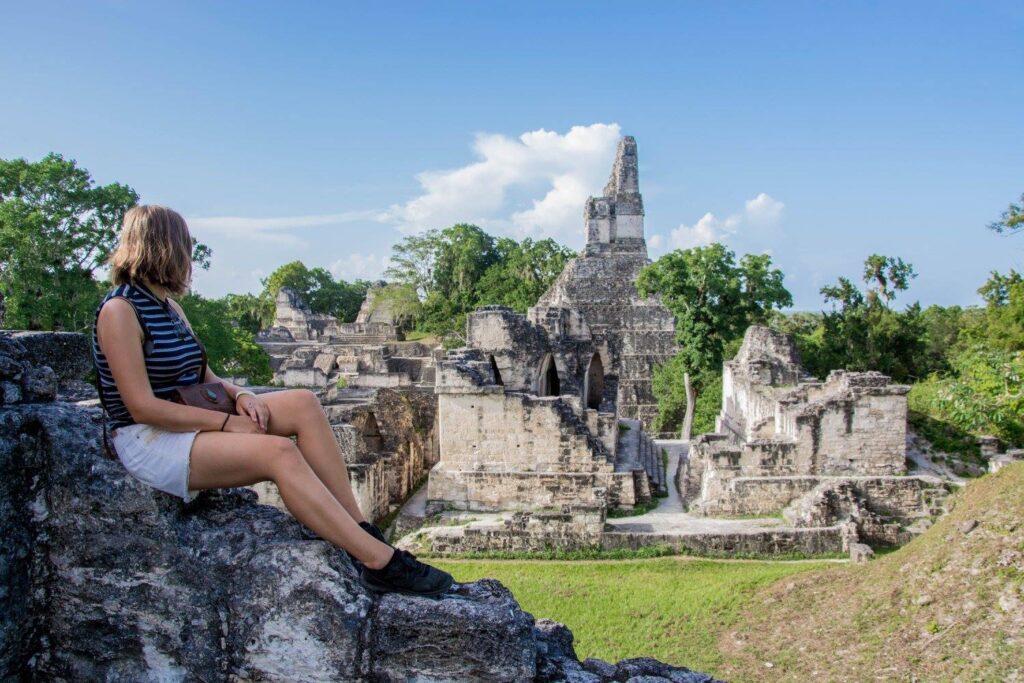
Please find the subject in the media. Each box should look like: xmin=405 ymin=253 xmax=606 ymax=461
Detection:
xmin=718 ymin=462 xmax=1024 ymax=682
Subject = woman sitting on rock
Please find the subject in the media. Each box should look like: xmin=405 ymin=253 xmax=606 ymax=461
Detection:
xmin=91 ymin=205 xmax=452 ymax=598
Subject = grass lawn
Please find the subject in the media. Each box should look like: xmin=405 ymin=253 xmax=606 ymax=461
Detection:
xmin=435 ymin=557 xmax=829 ymax=674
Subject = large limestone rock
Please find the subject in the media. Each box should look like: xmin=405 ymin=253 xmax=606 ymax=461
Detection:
xmin=0 ymin=332 xmax=719 ymax=683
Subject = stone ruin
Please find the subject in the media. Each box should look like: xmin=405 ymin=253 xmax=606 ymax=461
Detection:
xmin=244 ymin=135 xmax=955 ymax=559
xmin=250 ymin=282 xmax=444 ymax=524
xmin=257 ymin=281 xmax=438 ymax=391
xmin=416 ymin=137 xmax=677 ymax=552
xmin=683 ymin=325 xmax=949 ymax=546
xmin=535 ymin=136 xmax=677 ymax=431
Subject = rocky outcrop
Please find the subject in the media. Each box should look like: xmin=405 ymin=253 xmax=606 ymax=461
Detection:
xmin=0 ymin=332 xmax=719 ymax=682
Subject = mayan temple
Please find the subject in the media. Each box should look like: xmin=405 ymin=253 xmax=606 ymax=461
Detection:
xmin=536 ymin=136 xmax=677 ymax=432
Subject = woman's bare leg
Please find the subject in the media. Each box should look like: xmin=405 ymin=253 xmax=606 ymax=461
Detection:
xmin=188 ymin=431 xmax=392 ymax=569
xmin=259 ymin=389 xmax=367 ymax=522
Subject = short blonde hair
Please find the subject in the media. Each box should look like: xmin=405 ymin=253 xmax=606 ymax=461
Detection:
xmin=109 ymin=205 xmax=193 ymax=295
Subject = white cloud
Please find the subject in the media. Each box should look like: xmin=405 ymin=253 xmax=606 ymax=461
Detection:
xmin=668 ymin=193 xmax=784 ymax=250
xmin=382 ymin=123 xmax=622 ymax=240
xmin=670 ymin=212 xmax=741 ymax=249
xmin=328 ymin=253 xmax=389 ymax=282
xmin=187 ymin=210 xmax=377 ymax=247
xmin=744 ymin=193 xmax=784 ymax=226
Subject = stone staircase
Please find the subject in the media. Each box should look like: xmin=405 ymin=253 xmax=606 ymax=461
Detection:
xmin=639 ymin=432 xmax=668 ymax=495
xmin=550 ymin=397 xmax=613 ymax=463
xmin=614 ymin=418 xmax=668 ymax=497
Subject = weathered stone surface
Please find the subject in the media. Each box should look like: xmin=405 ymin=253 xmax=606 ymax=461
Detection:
xmin=10 ymin=330 xmax=92 ymax=381
xmin=849 ymin=542 xmax=875 ymax=563
xmin=19 ymin=364 xmax=57 ymax=402
xmin=0 ymin=345 xmax=719 ymax=682
xmin=369 ymin=579 xmax=536 ymax=682
xmin=683 ymin=325 xmax=945 ymax=548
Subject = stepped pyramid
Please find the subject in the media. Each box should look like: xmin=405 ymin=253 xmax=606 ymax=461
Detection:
xmin=536 ymin=137 xmax=678 ymax=432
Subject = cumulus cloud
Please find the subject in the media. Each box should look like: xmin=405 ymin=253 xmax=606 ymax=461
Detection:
xmin=382 ymin=123 xmax=622 ymax=239
xmin=665 ymin=193 xmax=784 ymax=250
xmin=329 ymin=253 xmax=389 ymax=282
xmin=744 ymin=192 xmax=785 ymax=226
xmin=187 ymin=210 xmax=377 ymax=247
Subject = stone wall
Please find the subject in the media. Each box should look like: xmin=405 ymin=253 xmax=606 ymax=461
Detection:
xmin=427 ymin=391 xmax=634 ymax=512
xmin=428 ymin=507 xmax=607 ymax=554
xmin=686 ymin=325 xmax=947 ymax=546
xmin=255 ymin=387 xmax=439 ymax=523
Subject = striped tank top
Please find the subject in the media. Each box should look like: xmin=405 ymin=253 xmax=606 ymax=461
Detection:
xmin=91 ymin=281 xmax=206 ymax=430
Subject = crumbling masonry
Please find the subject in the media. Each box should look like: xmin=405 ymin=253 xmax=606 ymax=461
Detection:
xmin=423 ymin=138 xmax=674 ymax=543
xmin=684 ymin=326 xmax=948 ymax=546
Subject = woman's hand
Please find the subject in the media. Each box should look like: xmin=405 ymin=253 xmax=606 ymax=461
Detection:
xmin=223 ymin=414 xmax=264 ymax=434
xmin=236 ymin=393 xmax=271 ymax=432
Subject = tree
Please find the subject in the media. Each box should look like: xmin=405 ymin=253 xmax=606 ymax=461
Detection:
xmin=988 ymin=193 xmax=1024 ymax=236
xmin=1 ymin=154 xmax=137 ymax=330
xmin=179 ymin=294 xmax=272 ymax=385
xmin=474 ymin=237 xmax=575 ymax=312
xmin=0 ymin=153 xmax=210 ymax=331
xmin=223 ymin=292 xmax=275 ymax=335
xmin=261 ymin=261 xmax=369 ymax=323
xmin=637 ymin=244 xmax=792 ymax=438
xmin=811 ymin=254 xmax=925 ymax=382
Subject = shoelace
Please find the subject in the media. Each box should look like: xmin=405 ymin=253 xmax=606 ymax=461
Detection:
xmin=396 ymin=550 xmax=431 ymax=579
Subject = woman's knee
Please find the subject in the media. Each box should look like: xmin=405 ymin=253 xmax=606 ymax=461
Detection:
xmin=264 ymin=437 xmax=306 ymax=479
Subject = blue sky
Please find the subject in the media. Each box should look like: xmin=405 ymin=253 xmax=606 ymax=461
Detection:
xmin=2 ymin=1 xmax=1022 ymax=309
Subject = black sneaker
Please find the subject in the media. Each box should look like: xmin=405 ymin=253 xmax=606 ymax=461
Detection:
xmin=360 ymin=549 xmax=454 ymax=597
xmin=347 ymin=521 xmax=391 ymax=573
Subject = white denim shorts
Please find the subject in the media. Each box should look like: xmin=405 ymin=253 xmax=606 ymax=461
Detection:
xmin=111 ymin=423 xmax=200 ymax=502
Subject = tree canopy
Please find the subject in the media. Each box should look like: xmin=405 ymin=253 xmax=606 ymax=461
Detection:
xmin=382 ymin=224 xmax=575 ymax=339
xmin=261 ymin=261 xmax=370 ymax=323
xmin=637 ymin=244 xmax=792 ymax=436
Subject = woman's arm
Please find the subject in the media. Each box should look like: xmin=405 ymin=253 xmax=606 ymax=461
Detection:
xmin=97 ymin=298 xmax=260 ymax=434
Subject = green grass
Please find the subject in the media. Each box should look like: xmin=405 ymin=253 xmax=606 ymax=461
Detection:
xmin=606 ymin=498 xmax=661 ymax=518
xmin=402 ymin=330 xmax=433 ymax=341
xmin=435 ymin=557 xmax=827 ymax=673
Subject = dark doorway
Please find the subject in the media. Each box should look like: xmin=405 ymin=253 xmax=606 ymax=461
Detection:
xmin=489 ymin=355 xmax=504 ymax=386
xmin=540 ymin=355 xmax=560 ymax=396
xmin=585 ymin=353 xmax=604 ymax=409
xmin=359 ymin=411 xmax=384 ymax=452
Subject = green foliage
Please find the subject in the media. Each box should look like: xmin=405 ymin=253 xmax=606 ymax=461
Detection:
xmin=910 ymin=346 xmax=1024 ymax=447
xmin=384 ymin=225 xmax=574 ymax=339
xmin=988 ymin=193 xmax=1023 ymax=235
xmin=474 ymin=237 xmax=575 ymax=312
xmin=179 ymin=294 xmax=272 ymax=385
xmin=638 ymin=244 xmax=792 ymax=434
xmin=792 ymin=254 xmax=926 ymax=382
xmin=973 ymin=270 xmax=1024 ymax=351
xmin=0 ymin=153 xmax=138 ymax=330
xmin=0 ymin=153 xmax=214 ymax=332
xmin=222 ymin=292 xmax=274 ymax=335
xmin=262 ymin=260 xmax=369 ymax=322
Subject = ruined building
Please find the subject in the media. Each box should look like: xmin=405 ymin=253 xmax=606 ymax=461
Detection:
xmin=254 ymin=284 xmax=440 ymax=524
xmin=535 ymin=137 xmax=677 ymax=432
xmin=425 ymin=137 xmax=673 ymax=525
xmin=684 ymin=326 xmax=948 ymax=545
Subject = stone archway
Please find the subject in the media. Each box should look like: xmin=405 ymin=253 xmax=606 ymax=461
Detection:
xmin=538 ymin=354 xmax=560 ymax=397
xmin=585 ymin=352 xmax=604 ymax=409
xmin=358 ymin=410 xmax=384 ymax=452
xmin=489 ymin=355 xmax=504 ymax=386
